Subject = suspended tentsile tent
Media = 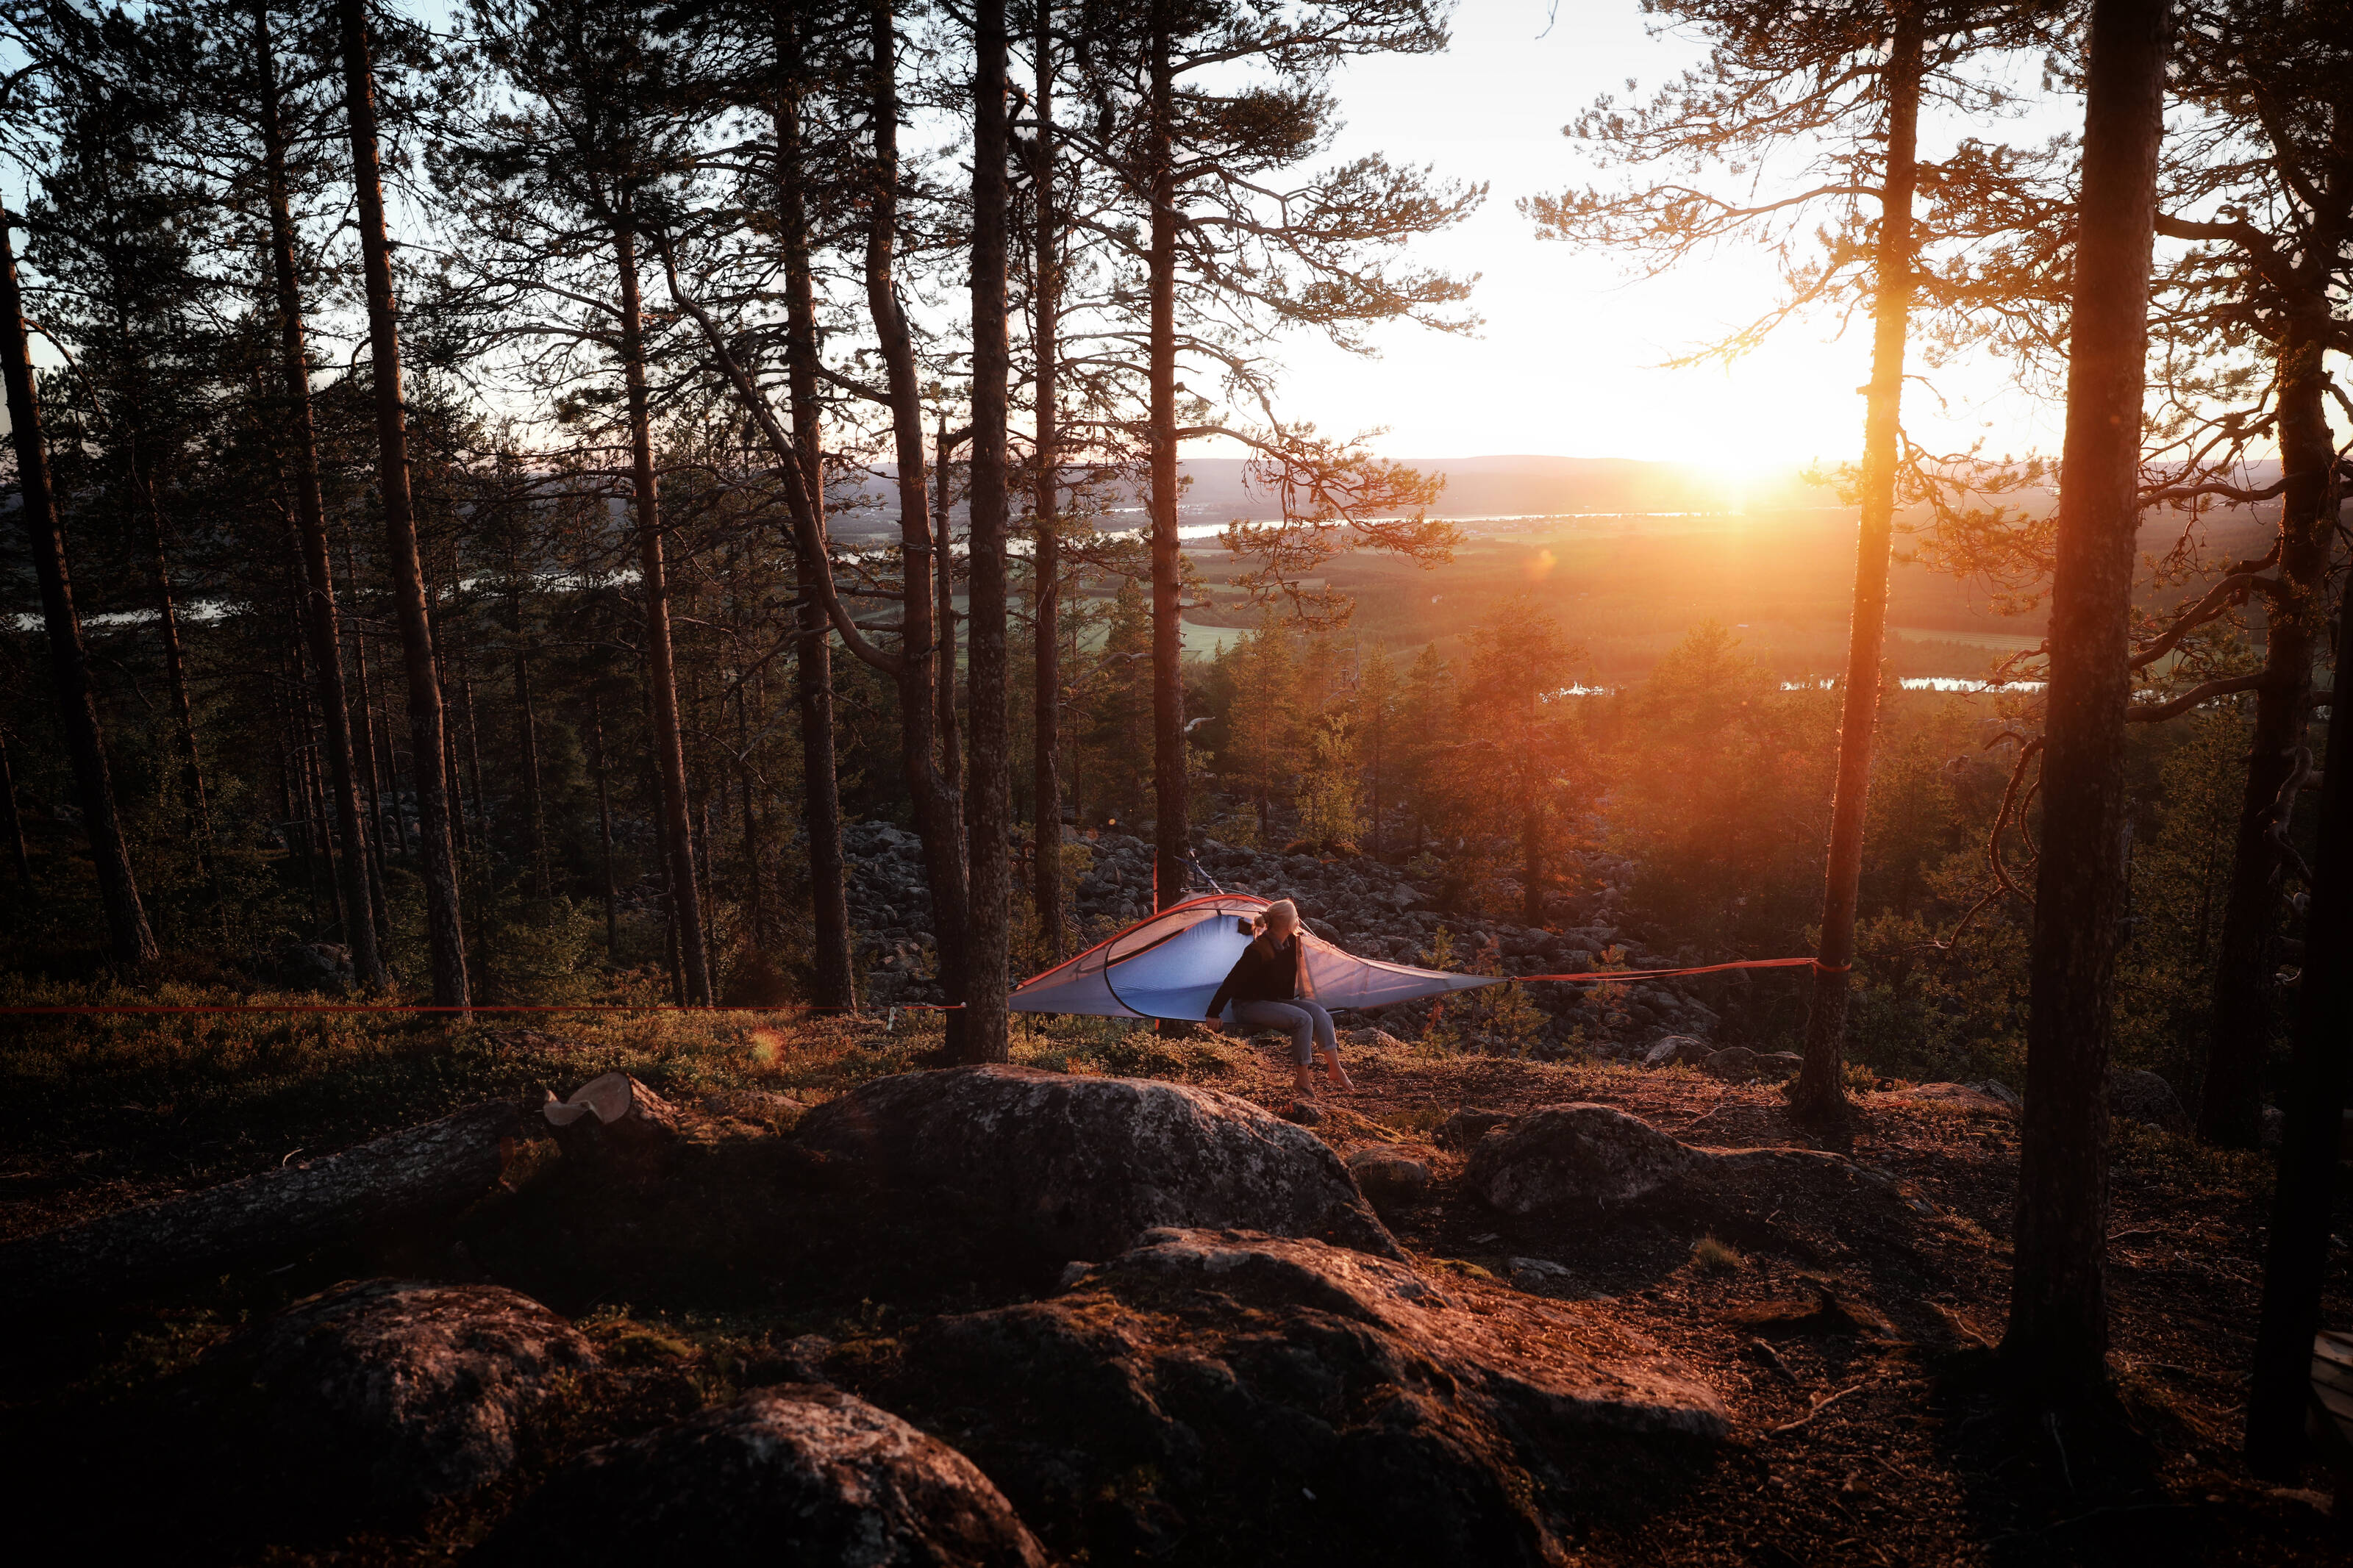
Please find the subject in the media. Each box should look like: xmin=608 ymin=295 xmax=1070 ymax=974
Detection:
xmin=1010 ymin=894 xmax=1501 ymax=1022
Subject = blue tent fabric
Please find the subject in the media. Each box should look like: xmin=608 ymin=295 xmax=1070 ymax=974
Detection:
xmin=1009 ymin=893 xmax=1501 ymax=1022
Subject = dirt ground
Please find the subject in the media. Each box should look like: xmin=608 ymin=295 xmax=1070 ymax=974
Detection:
xmin=0 ymin=1009 xmax=2345 ymax=1565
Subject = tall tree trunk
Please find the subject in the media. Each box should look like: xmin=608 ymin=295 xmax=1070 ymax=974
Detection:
xmin=341 ymin=526 xmax=393 ymax=940
xmin=263 ymin=2 xmax=385 ymax=986
xmin=610 ymin=212 xmax=712 ymax=1006
xmin=503 ymin=534 xmax=546 ymax=896
xmin=1032 ymin=1 xmax=1064 ymax=960
xmin=2004 ymin=0 xmax=2167 ymax=1395
xmin=1147 ymin=0 xmax=1188 ymax=912
xmin=775 ymin=13 xmax=854 ymax=1007
xmin=0 ymin=210 xmax=155 ymax=964
xmin=1794 ymin=7 xmax=1922 ymax=1118
xmin=963 ymin=0 xmax=1014 ymax=1060
xmin=937 ymin=410 xmax=963 ymax=796
xmin=591 ymin=692 xmax=619 ymax=962
xmin=2246 ymin=482 xmax=2353 ymax=1475
xmin=2196 ymin=321 xmax=2334 ymax=1147
xmin=337 ymin=0 xmax=466 ymax=1007
xmin=130 ymin=446 xmax=218 ymax=903
xmin=0 ymin=726 xmax=29 ymax=881
xmin=868 ymin=0 xmax=969 ymax=1045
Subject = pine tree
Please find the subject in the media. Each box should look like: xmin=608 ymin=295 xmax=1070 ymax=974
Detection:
xmin=2004 ymin=0 xmax=2168 ymax=1397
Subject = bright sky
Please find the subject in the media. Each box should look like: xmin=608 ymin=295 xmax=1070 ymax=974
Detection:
xmin=1260 ymin=0 xmax=2079 ymax=476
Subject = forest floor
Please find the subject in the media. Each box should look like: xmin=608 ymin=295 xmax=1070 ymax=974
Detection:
xmin=0 ymin=998 xmax=2345 ymax=1565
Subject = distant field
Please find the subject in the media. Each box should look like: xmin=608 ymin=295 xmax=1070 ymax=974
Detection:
xmin=1176 ymin=507 xmax=2275 ymax=681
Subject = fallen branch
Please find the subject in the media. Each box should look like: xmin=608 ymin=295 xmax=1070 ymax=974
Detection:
xmin=1769 ymin=1382 xmax=1870 ymax=1436
xmin=0 ymin=1100 xmax=519 ymax=1315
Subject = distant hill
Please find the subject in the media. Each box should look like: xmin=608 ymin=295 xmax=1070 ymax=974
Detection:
xmin=1168 ymin=455 xmax=1836 ymax=519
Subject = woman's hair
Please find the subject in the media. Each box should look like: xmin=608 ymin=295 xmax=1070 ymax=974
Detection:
xmin=1263 ymin=898 xmax=1299 ymax=932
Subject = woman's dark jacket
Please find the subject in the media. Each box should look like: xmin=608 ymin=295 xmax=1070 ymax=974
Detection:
xmin=1207 ymin=931 xmax=1303 ymax=1020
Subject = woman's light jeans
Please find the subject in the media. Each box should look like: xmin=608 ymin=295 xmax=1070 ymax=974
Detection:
xmin=1231 ymin=998 xmax=1339 ymax=1067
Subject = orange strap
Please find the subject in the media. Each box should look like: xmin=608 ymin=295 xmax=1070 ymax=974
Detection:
xmin=1516 ymin=956 xmax=1835 ymax=984
xmin=0 ymin=1002 xmax=964 ymax=1017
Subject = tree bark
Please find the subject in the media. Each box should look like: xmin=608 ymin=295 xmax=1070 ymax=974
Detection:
xmin=590 ymin=692 xmax=619 ymax=962
xmin=2246 ymin=490 xmax=2353 ymax=1476
xmin=337 ymin=0 xmax=467 ymax=1007
xmin=0 ymin=1100 xmax=520 ymax=1314
xmin=2004 ymin=0 xmax=2167 ymax=1395
xmin=1 ymin=726 xmax=30 ymax=881
xmin=775 ymin=13 xmax=854 ymax=1008
xmin=611 ymin=213 xmax=711 ymax=1006
xmin=963 ymin=0 xmax=1014 ymax=1060
xmin=937 ymin=408 xmax=963 ymax=798
xmin=868 ymin=0 xmax=970 ymax=1048
xmin=1793 ymin=8 xmax=1923 ymax=1119
xmin=1032 ymin=1 xmax=1064 ymax=960
xmin=2196 ymin=321 xmax=2335 ymax=1147
xmin=131 ymin=446 xmax=219 ymax=914
xmin=264 ymin=0 xmax=386 ymax=987
xmin=1147 ymin=0 xmax=1188 ymax=912
xmin=341 ymin=526 xmax=394 ymax=940
xmin=0 ymin=209 xmax=156 ymax=964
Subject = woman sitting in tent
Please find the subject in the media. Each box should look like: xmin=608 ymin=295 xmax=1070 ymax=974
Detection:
xmin=1204 ymin=900 xmax=1356 ymax=1096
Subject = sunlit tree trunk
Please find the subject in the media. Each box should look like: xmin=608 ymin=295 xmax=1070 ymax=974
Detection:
xmin=963 ymin=0 xmax=1014 ymax=1060
xmin=1031 ymin=0 xmax=1064 ymax=959
xmin=0 ymin=208 xmax=156 ymax=965
xmin=2005 ymin=0 xmax=2168 ymax=1395
xmin=338 ymin=0 xmax=466 ymax=1007
xmin=1147 ymin=0 xmax=1188 ymax=912
xmin=1794 ymin=4 xmax=1922 ymax=1118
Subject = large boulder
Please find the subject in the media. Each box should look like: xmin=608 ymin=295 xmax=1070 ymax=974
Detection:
xmin=1641 ymin=1036 xmax=1712 ymax=1069
xmin=1464 ymin=1103 xmax=1705 ymax=1214
xmin=2108 ymin=1070 xmax=2190 ymax=1134
xmin=1346 ymin=1146 xmax=1432 ymax=1210
xmin=472 ymin=1384 xmax=1046 ymax=1567
xmin=796 ymin=1064 xmax=1400 ymax=1260
xmin=199 ymin=1278 xmax=599 ymax=1521
xmin=875 ymin=1228 xmax=1725 ymax=1566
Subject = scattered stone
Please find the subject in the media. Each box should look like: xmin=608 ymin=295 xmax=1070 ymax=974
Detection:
xmin=1895 ymin=1082 xmax=2018 ymax=1117
xmin=1281 ymin=1099 xmax=1327 ymax=1126
xmin=796 ymin=1064 xmax=1401 ymax=1261
xmin=472 ymin=1384 xmax=1046 ymax=1567
xmin=1727 ymin=1281 xmax=1896 ymax=1340
xmin=201 ymin=1278 xmax=597 ymax=1522
xmin=1346 ymin=1147 xmax=1432 ymax=1209
xmin=1433 ymin=1106 xmax=1515 ymax=1150
xmin=1506 ymin=1256 xmax=1577 ymax=1293
xmin=2108 ymin=1070 xmax=2190 ymax=1134
xmin=699 ymin=1089 xmax=803 ymax=1128
xmin=1754 ymin=1051 xmax=1803 ymax=1078
xmin=1974 ymin=1079 xmax=2023 ymax=1110
xmin=1343 ymin=1027 xmax=1411 ymax=1053
xmin=1642 ymin=1036 xmax=1713 ymax=1069
xmin=544 ymin=1073 xmax=685 ymax=1180
xmin=896 ymin=1228 xmax=1726 ymax=1566
xmin=1702 ymin=1047 xmax=1763 ymax=1081
xmin=1465 ymin=1103 xmax=1704 ymax=1214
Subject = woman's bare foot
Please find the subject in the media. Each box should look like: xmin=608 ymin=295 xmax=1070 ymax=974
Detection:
xmin=1320 ymin=1056 xmax=1354 ymax=1092
xmin=1291 ymin=1070 xmax=1318 ymax=1098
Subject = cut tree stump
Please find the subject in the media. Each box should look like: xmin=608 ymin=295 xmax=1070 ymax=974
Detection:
xmin=0 ymin=1100 xmax=519 ymax=1315
xmin=541 ymin=1073 xmax=683 ymax=1178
